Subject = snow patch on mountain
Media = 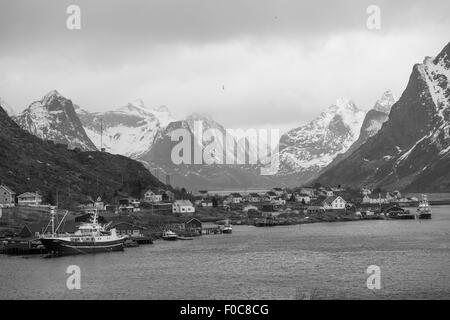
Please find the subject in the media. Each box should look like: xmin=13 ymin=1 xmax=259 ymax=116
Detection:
xmin=277 ymin=98 xmax=365 ymax=174
xmin=0 ymin=98 xmax=15 ymax=117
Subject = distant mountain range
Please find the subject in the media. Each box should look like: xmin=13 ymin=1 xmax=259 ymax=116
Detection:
xmin=315 ymin=42 xmax=450 ymax=192
xmin=7 ymin=41 xmax=450 ymax=192
xmin=8 ymin=89 xmax=396 ymax=190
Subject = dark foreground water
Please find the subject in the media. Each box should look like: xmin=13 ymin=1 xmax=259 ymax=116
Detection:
xmin=1 ymin=206 xmax=450 ymax=299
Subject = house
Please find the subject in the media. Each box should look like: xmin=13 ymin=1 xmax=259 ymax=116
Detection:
xmin=271 ymin=198 xmax=286 ymax=205
xmin=271 ymin=187 xmax=284 ymax=197
xmin=172 ymin=200 xmax=195 ymax=214
xmin=295 ymin=194 xmax=311 ymax=204
xmin=266 ymin=191 xmax=277 ymax=201
xmin=362 ymin=195 xmax=387 ymax=204
xmin=307 ymin=205 xmax=325 ymax=214
xmin=94 ymin=196 xmax=105 ymax=210
xmin=184 ymin=218 xmax=203 ymax=235
xmin=162 ymin=190 xmax=175 ymax=202
xmin=109 ymin=222 xmax=146 ymax=238
xmin=0 ymin=184 xmax=15 ymax=208
xmin=322 ymin=196 xmax=346 ymax=210
xmin=200 ymin=200 xmax=213 ymax=207
xmin=386 ymin=191 xmax=402 ymax=202
xmin=248 ymin=193 xmax=261 ymax=203
xmin=300 ymin=187 xmax=315 ymax=197
xmin=17 ymin=192 xmax=42 ymax=206
xmin=144 ymin=189 xmax=163 ymax=203
xmin=243 ymin=205 xmax=258 ymax=213
xmin=361 ymin=188 xmax=372 ymax=196
xmin=230 ymin=193 xmax=243 ymax=204
xmin=118 ymin=198 xmax=140 ymax=213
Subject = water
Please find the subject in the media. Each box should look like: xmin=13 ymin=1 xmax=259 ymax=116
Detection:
xmin=1 ymin=206 xmax=450 ymax=300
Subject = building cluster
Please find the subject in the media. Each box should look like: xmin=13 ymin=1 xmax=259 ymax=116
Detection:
xmin=0 ymin=184 xmax=43 ymax=208
xmin=360 ymin=189 xmax=418 ymax=205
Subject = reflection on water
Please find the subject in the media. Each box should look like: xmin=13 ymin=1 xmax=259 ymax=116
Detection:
xmin=1 ymin=206 xmax=450 ymax=299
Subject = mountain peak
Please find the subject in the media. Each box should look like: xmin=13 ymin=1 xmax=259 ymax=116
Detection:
xmin=154 ymin=105 xmax=170 ymax=113
xmin=328 ymin=98 xmax=358 ymax=113
xmin=129 ymin=99 xmax=145 ymax=109
xmin=373 ymin=90 xmax=395 ymax=114
xmin=42 ymin=89 xmax=63 ymax=103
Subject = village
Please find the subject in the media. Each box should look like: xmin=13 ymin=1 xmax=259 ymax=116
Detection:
xmin=0 ymin=179 xmax=428 ymax=255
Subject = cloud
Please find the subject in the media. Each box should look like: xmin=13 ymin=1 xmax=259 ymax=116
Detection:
xmin=0 ymin=0 xmax=449 ymax=129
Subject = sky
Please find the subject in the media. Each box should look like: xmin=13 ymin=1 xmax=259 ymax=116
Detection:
xmin=0 ymin=0 xmax=449 ymax=133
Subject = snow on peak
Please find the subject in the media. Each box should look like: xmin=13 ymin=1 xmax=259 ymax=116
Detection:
xmin=42 ymin=90 xmax=64 ymax=104
xmin=0 ymin=97 xmax=15 ymax=116
xmin=373 ymin=90 xmax=396 ymax=113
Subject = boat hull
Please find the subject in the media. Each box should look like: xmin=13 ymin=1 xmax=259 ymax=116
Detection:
xmin=162 ymin=236 xmax=178 ymax=241
xmin=418 ymin=213 xmax=432 ymax=219
xmin=222 ymin=229 xmax=232 ymax=234
xmin=40 ymin=238 xmax=125 ymax=256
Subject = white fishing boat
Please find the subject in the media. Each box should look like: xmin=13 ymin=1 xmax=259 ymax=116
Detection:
xmin=40 ymin=208 xmax=127 ymax=256
xmin=417 ymin=194 xmax=432 ymax=219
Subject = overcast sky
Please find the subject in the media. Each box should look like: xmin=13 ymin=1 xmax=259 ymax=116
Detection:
xmin=0 ymin=0 xmax=449 ymax=132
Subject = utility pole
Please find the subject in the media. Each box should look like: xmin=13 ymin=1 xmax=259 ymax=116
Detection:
xmin=100 ymin=118 xmax=103 ymax=151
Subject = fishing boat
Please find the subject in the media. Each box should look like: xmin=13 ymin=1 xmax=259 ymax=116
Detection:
xmin=162 ymin=230 xmax=178 ymax=241
xmin=40 ymin=208 xmax=127 ymax=256
xmin=417 ymin=194 xmax=432 ymax=219
xmin=222 ymin=220 xmax=232 ymax=234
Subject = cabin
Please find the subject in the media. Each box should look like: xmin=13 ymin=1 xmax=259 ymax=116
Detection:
xmin=184 ymin=218 xmax=202 ymax=235
xmin=243 ymin=205 xmax=258 ymax=213
xmin=322 ymin=196 xmax=346 ymax=210
xmin=109 ymin=222 xmax=146 ymax=238
xmin=0 ymin=184 xmax=15 ymax=208
xmin=17 ymin=192 xmax=42 ymax=206
xmin=172 ymin=200 xmax=195 ymax=214
xmin=144 ymin=189 xmax=163 ymax=203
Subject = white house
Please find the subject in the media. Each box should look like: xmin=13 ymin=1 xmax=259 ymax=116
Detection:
xmin=144 ymin=189 xmax=163 ymax=203
xmin=248 ymin=193 xmax=261 ymax=203
xmin=295 ymin=194 xmax=311 ymax=204
xmin=300 ymin=187 xmax=315 ymax=197
xmin=172 ymin=200 xmax=195 ymax=213
xmin=362 ymin=195 xmax=387 ymax=204
xmin=0 ymin=184 xmax=16 ymax=208
xmin=243 ymin=205 xmax=258 ymax=212
xmin=17 ymin=192 xmax=42 ymax=206
xmin=230 ymin=193 xmax=243 ymax=204
xmin=322 ymin=196 xmax=346 ymax=210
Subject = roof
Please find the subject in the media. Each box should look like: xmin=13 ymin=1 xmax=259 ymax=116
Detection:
xmin=185 ymin=218 xmax=203 ymax=225
xmin=0 ymin=185 xmax=15 ymax=195
xmin=249 ymin=193 xmax=260 ymax=197
xmin=272 ymin=187 xmax=283 ymax=191
xmin=266 ymin=191 xmax=277 ymax=196
xmin=174 ymin=200 xmax=193 ymax=206
xmin=18 ymin=192 xmax=41 ymax=198
xmin=322 ymin=196 xmax=342 ymax=205
xmin=110 ymin=221 xmax=146 ymax=230
xmin=231 ymin=193 xmax=242 ymax=197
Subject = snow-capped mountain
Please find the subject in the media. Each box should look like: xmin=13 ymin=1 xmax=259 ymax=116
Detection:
xmin=0 ymin=97 xmax=15 ymax=117
xmin=275 ymin=98 xmax=365 ymax=184
xmin=14 ymin=90 xmax=97 ymax=151
xmin=77 ymin=100 xmax=174 ymax=158
xmin=315 ymin=42 xmax=450 ymax=191
xmin=325 ymin=90 xmax=396 ymax=169
xmin=138 ymin=113 xmax=274 ymax=189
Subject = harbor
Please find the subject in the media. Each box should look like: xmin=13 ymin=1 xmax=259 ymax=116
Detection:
xmin=1 ymin=205 xmax=449 ymax=300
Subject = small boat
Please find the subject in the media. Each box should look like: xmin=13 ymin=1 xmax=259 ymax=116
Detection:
xmin=417 ymin=194 xmax=432 ymax=219
xmin=177 ymin=236 xmax=194 ymax=241
xmin=40 ymin=208 xmax=127 ymax=256
xmin=162 ymin=230 xmax=178 ymax=241
xmin=222 ymin=220 xmax=232 ymax=234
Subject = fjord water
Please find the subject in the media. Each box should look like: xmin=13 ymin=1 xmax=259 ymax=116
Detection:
xmin=1 ymin=207 xmax=449 ymax=299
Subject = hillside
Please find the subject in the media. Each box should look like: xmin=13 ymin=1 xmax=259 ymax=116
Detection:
xmin=0 ymin=104 xmax=165 ymax=206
